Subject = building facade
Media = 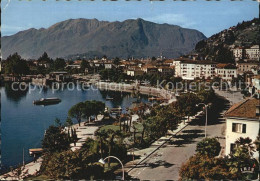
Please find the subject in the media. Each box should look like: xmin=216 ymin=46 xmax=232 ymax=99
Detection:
xmin=236 ymin=60 xmax=260 ymax=75
xmin=224 ymin=98 xmax=259 ymax=159
xmin=215 ymin=64 xmax=237 ymax=81
xmin=245 ymin=45 xmax=259 ymax=60
xmin=174 ymin=59 xmax=217 ymax=80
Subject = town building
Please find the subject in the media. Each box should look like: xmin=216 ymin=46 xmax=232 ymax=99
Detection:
xmin=215 ymin=63 xmax=237 ymax=81
xmin=104 ymin=62 xmax=113 ymax=69
xmin=157 ymin=66 xmax=174 ymax=76
xmin=126 ymin=67 xmax=144 ymax=77
xmin=224 ymin=98 xmax=259 ymax=159
xmin=163 ymin=59 xmax=174 ymax=66
xmin=251 ymin=75 xmax=260 ymax=94
xmin=174 ymin=58 xmax=217 ymax=80
xmin=232 ymin=47 xmax=244 ymax=61
xmin=245 ymin=45 xmax=259 ymax=60
xmin=141 ymin=65 xmax=158 ymax=74
xmin=66 ymin=64 xmax=81 ymax=69
xmin=47 ymin=71 xmax=72 ymax=82
xmin=236 ymin=60 xmax=260 ymax=75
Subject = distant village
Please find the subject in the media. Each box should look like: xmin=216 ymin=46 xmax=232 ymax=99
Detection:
xmin=0 ymin=44 xmax=259 ymax=95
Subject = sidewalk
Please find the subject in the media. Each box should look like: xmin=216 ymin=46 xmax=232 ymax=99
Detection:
xmin=0 ymin=158 xmax=42 ymax=180
xmin=69 ymin=115 xmax=103 ymax=151
xmin=0 ymin=115 xmax=104 ymax=180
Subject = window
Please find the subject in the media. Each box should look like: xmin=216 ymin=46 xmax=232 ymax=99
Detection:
xmin=232 ymin=123 xmax=246 ymax=133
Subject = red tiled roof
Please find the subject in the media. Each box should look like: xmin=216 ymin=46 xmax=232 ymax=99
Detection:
xmin=216 ymin=63 xmax=236 ymax=69
xmin=224 ymin=98 xmax=260 ymax=119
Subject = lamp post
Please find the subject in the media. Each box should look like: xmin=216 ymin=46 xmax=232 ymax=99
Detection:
xmin=99 ymin=156 xmax=124 ymax=180
xmin=196 ymin=103 xmax=209 ymax=138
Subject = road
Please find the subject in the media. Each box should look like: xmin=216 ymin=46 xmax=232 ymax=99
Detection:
xmin=128 ymin=96 xmax=230 ymax=180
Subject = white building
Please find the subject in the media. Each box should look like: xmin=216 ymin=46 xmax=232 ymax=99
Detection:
xmin=245 ymin=45 xmax=259 ymax=60
xmin=126 ymin=67 xmax=144 ymax=77
xmin=215 ymin=64 xmax=237 ymax=81
xmin=174 ymin=59 xmax=217 ymax=80
xmin=232 ymin=47 xmax=244 ymax=60
xmin=224 ymin=98 xmax=259 ymax=159
xmin=252 ymin=75 xmax=260 ymax=94
xmin=104 ymin=63 xmax=113 ymax=69
xmin=66 ymin=64 xmax=81 ymax=69
xmin=157 ymin=66 xmax=174 ymax=76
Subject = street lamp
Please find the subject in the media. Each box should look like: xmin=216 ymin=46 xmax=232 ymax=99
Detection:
xmin=196 ymin=103 xmax=209 ymax=138
xmin=99 ymin=156 xmax=124 ymax=180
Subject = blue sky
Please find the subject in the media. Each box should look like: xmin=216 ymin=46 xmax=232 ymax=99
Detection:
xmin=1 ymin=0 xmax=259 ymax=37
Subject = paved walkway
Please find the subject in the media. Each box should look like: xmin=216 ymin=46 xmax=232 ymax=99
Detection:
xmin=0 ymin=158 xmax=43 ymax=180
xmin=69 ymin=115 xmax=103 ymax=151
xmin=0 ymin=115 xmax=103 ymax=180
xmin=213 ymin=87 xmax=244 ymax=104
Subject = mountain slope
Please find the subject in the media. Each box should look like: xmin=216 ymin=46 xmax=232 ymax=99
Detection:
xmin=2 ymin=18 xmax=206 ymax=59
xmin=194 ymin=18 xmax=259 ymax=62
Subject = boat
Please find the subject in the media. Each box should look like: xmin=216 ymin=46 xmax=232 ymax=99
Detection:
xmin=33 ymin=97 xmax=61 ymax=105
xmin=106 ymin=97 xmax=114 ymax=101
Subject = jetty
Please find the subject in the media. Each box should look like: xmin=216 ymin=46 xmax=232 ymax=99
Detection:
xmin=95 ymin=82 xmax=175 ymax=101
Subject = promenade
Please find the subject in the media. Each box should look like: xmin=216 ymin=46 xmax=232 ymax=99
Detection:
xmin=95 ymin=81 xmax=176 ymax=101
xmin=0 ymin=116 xmax=103 ymax=180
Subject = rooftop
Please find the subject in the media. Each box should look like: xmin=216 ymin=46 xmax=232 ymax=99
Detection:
xmin=224 ymin=98 xmax=259 ymax=120
xmin=216 ymin=63 xmax=237 ymax=69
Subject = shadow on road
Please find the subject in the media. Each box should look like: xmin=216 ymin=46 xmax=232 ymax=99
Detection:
xmin=189 ymin=95 xmax=229 ymax=127
xmin=134 ymin=160 xmax=175 ymax=169
xmin=167 ymin=129 xmax=204 ymax=147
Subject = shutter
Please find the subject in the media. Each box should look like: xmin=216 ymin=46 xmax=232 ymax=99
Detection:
xmin=232 ymin=123 xmax=236 ymax=132
xmin=242 ymin=124 xmax=246 ymax=133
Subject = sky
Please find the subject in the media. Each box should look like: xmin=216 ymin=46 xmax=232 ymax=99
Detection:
xmin=1 ymin=0 xmax=259 ymax=37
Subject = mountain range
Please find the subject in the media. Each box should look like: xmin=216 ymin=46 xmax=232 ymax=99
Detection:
xmin=2 ymin=18 xmax=206 ymax=59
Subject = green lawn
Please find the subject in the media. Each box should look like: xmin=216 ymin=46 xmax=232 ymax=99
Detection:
xmin=98 ymin=125 xmax=120 ymax=132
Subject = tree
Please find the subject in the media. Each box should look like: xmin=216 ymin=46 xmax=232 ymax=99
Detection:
xmin=214 ymin=45 xmax=235 ymax=63
xmin=176 ymin=93 xmax=200 ymax=122
xmin=80 ymin=59 xmax=89 ymax=71
xmin=179 ymin=153 xmax=231 ymax=180
xmin=38 ymin=52 xmax=52 ymax=63
xmin=42 ymin=149 xmax=103 ymax=179
xmin=4 ymin=53 xmax=29 ymax=75
xmin=254 ymin=135 xmax=260 ymax=152
xmin=235 ymin=137 xmax=255 ymax=157
xmin=68 ymin=102 xmax=86 ymax=126
xmin=42 ymin=125 xmax=70 ymax=153
xmin=95 ymin=127 xmax=126 ymax=167
xmin=65 ymin=117 xmax=73 ymax=127
xmin=113 ymin=57 xmax=120 ymax=66
xmin=53 ymin=58 xmax=66 ymax=70
xmin=196 ymin=138 xmax=221 ymax=157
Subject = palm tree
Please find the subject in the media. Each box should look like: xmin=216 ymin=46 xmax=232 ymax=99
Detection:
xmin=235 ymin=137 xmax=255 ymax=157
xmin=95 ymin=130 xmax=106 ymax=158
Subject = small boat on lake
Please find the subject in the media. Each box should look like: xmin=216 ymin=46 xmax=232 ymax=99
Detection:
xmin=33 ymin=97 xmax=61 ymax=105
xmin=106 ymin=97 xmax=114 ymax=101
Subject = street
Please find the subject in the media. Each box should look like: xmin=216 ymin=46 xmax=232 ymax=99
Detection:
xmin=128 ymin=96 xmax=230 ymax=180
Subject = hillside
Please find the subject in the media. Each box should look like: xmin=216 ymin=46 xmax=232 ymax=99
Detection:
xmin=194 ymin=18 xmax=259 ymax=62
xmin=2 ymin=18 xmax=206 ymax=59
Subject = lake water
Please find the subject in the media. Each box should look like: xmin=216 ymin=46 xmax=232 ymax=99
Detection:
xmin=0 ymin=83 xmax=148 ymax=171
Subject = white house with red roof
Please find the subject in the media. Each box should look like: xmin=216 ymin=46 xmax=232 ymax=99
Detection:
xmin=224 ymin=98 xmax=259 ymax=159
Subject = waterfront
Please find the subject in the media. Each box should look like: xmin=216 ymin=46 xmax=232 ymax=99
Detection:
xmin=0 ymin=83 xmax=148 ymax=171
